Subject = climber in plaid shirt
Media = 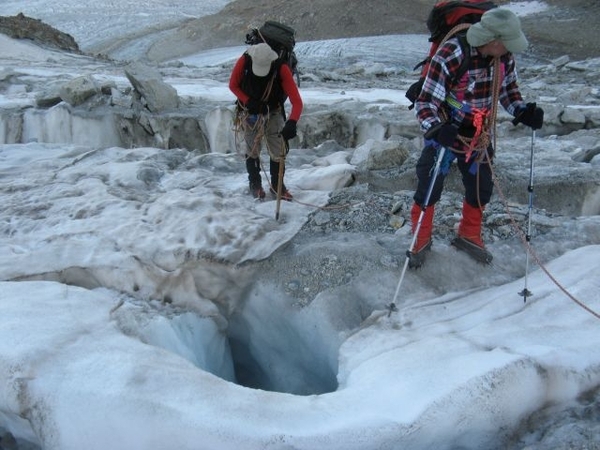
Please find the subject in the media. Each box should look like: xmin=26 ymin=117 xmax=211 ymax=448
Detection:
xmin=415 ymin=40 xmax=522 ymax=150
xmin=408 ymin=8 xmax=544 ymax=268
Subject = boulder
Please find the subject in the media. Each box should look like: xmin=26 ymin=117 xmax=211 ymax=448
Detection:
xmin=124 ymin=62 xmax=180 ymax=113
xmin=351 ymin=138 xmax=411 ymax=170
xmin=59 ymin=76 xmax=99 ymax=106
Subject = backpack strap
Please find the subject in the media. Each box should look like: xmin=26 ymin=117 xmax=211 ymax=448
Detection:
xmin=440 ymin=23 xmax=472 ymax=88
xmin=439 ymin=22 xmax=471 ymax=46
xmin=406 ymin=24 xmax=473 ymax=110
xmin=449 ymin=32 xmax=472 ymax=98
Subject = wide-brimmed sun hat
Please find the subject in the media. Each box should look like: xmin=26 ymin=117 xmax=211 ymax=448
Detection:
xmin=467 ymin=8 xmax=528 ymax=53
xmin=246 ymin=43 xmax=278 ymax=76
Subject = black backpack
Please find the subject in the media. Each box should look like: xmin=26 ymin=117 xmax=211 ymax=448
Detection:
xmin=245 ymin=20 xmax=300 ymax=85
xmin=405 ymin=0 xmax=497 ymax=110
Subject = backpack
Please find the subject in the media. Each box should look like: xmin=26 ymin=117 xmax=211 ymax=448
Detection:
xmin=245 ymin=20 xmax=300 ymax=86
xmin=405 ymin=0 xmax=497 ymax=110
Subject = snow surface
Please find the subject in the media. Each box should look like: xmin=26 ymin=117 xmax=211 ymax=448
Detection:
xmin=1 ymin=1 xmax=600 ymax=449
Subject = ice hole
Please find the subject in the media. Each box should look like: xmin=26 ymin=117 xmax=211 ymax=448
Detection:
xmin=226 ymin=296 xmax=340 ymax=395
xmin=117 ymin=293 xmax=339 ymax=396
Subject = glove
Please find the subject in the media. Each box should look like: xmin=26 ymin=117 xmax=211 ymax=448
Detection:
xmin=245 ymin=98 xmax=268 ymax=115
xmin=425 ymin=123 xmax=458 ymax=147
xmin=513 ymin=102 xmax=544 ymax=130
xmin=281 ymin=120 xmax=297 ymax=140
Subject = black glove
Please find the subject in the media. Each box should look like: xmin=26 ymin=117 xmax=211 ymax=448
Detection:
xmin=425 ymin=123 xmax=458 ymax=147
xmin=513 ymin=102 xmax=544 ymax=130
xmin=245 ymin=98 xmax=268 ymax=115
xmin=281 ymin=120 xmax=297 ymax=140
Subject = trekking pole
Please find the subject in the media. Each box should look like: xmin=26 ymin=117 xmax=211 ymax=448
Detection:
xmin=519 ymin=129 xmax=536 ymax=301
xmin=275 ymin=140 xmax=288 ymax=221
xmin=388 ymin=145 xmax=447 ymax=317
xmin=275 ymin=157 xmax=284 ymax=220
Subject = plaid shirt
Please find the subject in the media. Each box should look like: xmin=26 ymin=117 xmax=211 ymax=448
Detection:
xmin=415 ymin=37 xmax=525 ymax=136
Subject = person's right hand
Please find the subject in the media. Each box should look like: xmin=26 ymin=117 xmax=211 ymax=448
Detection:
xmin=425 ymin=123 xmax=458 ymax=147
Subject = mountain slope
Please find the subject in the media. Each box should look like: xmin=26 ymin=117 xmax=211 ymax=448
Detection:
xmin=146 ymin=0 xmax=600 ymax=62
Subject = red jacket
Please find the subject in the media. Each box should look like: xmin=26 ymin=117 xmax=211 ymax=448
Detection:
xmin=229 ymin=54 xmax=303 ymax=122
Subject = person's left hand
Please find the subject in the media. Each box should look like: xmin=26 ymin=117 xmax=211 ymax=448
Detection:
xmin=513 ymin=102 xmax=544 ymax=130
xmin=281 ymin=120 xmax=297 ymax=140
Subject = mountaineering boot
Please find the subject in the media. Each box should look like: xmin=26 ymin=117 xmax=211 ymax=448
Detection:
xmin=251 ymin=185 xmax=266 ymax=200
xmin=451 ymin=200 xmax=493 ymax=264
xmin=269 ymin=159 xmax=293 ymax=201
xmin=246 ymin=156 xmax=265 ymax=199
xmin=408 ymin=202 xmax=434 ymax=269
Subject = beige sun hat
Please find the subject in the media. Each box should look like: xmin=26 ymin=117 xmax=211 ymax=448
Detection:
xmin=246 ymin=43 xmax=278 ymax=76
xmin=466 ymin=8 xmax=528 ymax=53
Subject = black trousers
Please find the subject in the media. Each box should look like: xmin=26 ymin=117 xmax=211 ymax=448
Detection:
xmin=413 ymin=144 xmax=494 ymax=208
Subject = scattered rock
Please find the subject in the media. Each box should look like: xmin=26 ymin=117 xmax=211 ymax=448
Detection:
xmin=350 ymin=138 xmax=411 ymax=170
xmin=572 ymin=145 xmax=600 ymax=163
